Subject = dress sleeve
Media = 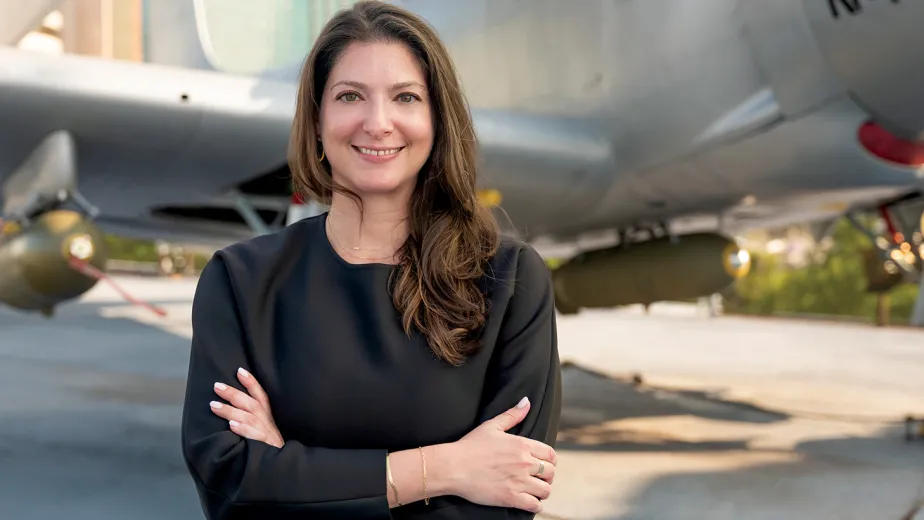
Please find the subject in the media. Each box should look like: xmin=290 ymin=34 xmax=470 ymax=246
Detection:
xmin=180 ymin=255 xmax=392 ymax=520
xmin=456 ymin=245 xmax=563 ymax=519
xmin=479 ymin=245 xmax=561 ymax=442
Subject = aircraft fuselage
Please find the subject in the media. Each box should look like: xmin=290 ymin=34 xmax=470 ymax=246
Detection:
xmin=397 ymin=0 xmax=924 ymax=249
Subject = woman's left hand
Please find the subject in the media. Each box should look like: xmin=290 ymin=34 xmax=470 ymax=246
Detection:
xmin=210 ymin=367 xmax=285 ymax=449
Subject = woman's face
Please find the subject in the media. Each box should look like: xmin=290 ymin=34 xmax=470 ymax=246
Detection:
xmin=318 ymin=41 xmax=434 ymax=200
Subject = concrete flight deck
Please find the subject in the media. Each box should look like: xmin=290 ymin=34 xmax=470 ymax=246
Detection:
xmin=0 ymin=276 xmax=922 ymax=520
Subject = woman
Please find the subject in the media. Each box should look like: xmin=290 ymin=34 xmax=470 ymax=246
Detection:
xmin=180 ymin=1 xmax=561 ymax=518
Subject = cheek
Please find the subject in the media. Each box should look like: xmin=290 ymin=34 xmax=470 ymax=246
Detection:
xmin=405 ymin=114 xmax=435 ymax=149
xmin=320 ymin=106 xmax=359 ymax=143
xmin=323 ymin=121 xmax=356 ymax=144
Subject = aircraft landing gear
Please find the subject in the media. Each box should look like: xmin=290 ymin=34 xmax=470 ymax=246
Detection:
xmin=909 ymin=206 xmax=924 ymax=327
xmin=844 ymin=203 xmax=924 ymax=326
xmin=904 ymin=415 xmax=923 ymax=442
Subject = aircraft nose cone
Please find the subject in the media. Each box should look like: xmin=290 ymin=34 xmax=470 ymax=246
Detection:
xmin=804 ymin=0 xmax=924 ymax=139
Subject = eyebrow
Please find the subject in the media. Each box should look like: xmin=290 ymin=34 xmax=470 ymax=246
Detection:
xmin=330 ymin=80 xmax=426 ymax=91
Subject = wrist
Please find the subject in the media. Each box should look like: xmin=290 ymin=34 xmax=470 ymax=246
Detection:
xmin=426 ymin=442 xmax=461 ymax=497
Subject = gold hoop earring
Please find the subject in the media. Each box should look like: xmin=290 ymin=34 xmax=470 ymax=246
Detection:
xmin=318 ymin=149 xmax=325 ymax=162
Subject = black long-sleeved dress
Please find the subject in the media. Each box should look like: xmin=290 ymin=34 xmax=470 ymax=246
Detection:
xmin=180 ymin=212 xmax=561 ymax=520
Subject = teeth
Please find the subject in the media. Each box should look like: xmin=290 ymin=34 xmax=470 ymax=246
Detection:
xmin=357 ymin=147 xmax=401 ymax=156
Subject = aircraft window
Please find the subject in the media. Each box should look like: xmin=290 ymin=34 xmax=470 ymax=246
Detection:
xmin=196 ymin=0 xmax=362 ymax=74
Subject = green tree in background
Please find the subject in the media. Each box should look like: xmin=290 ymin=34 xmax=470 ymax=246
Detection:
xmin=103 ymin=234 xmax=160 ymax=263
xmin=724 ymin=217 xmax=920 ymax=324
xmin=103 ymin=234 xmax=211 ymax=273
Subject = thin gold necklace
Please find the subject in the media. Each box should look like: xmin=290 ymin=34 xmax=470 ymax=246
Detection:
xmin=326 ymin=219 xmax=399 ymax=262
xmin=326 ymin=215 xmax=386 ymax=252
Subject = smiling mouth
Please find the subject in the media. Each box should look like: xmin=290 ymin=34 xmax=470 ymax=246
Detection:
xmin=353 ymin=145 xmax=405 ymax=157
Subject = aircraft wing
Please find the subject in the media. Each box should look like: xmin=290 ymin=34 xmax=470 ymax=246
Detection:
xmin=0 ymin=46 xmax=297 ymax=242
xmin=0 ymin=46 xmax=295 ymax=162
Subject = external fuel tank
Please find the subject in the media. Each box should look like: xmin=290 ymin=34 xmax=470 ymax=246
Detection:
xmin=551 ymin=233 xmax=751 ymax=314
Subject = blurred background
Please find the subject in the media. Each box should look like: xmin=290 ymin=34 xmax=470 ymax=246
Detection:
xmin=2 ymin=1 xmax=923 ymax=519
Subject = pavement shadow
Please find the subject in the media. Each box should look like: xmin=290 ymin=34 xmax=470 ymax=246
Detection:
xmin=552 ymin=363 xmax=924 ymax=518
xmin=0 ymin=301 xmax=204 ymax=520
xmin=555 ymin=361 xmax=789 ymax=452
xmin=602 ymin=425 xmax=924 ymax=520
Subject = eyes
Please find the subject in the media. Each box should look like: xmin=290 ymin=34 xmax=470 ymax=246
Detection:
xmin=334 ymin=91 xmax=422 ymax=104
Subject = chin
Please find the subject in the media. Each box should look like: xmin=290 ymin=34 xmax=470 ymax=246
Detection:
xmin=347 ymin=173 xmax=415 ymax=197
xmin=352 ymin=182 xmax=405 ymax=196
xmin=338 ymin=162 xmax=418 ymax=197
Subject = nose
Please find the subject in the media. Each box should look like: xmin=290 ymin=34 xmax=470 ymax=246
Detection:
xmin=362 ymin=99 xmax=394 ymax=139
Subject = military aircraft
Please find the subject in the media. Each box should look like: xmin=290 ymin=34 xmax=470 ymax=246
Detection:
xmin=1 ymin=0 xmax=923 ymax=318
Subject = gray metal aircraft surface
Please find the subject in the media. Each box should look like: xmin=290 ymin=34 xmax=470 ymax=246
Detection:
xmin=1 ymin=0 xmax=924 ymax=316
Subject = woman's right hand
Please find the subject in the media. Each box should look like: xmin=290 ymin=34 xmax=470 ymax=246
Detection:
xmin=443 ymin=397 xmax=557 ymax=514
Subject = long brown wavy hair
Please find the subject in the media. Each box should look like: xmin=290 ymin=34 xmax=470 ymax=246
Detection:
xmin=288 ymin=0 xmax=499 ymax=366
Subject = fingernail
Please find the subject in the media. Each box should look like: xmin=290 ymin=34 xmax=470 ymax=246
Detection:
xmin=517 ymin=396 xmax=529 ymax=409
xmin=229 ymin=420 xmax=240 ymax=428
xmin=214 ymin=382 xmax=227 ymax=391
xmin=238 ymin=367 xmax=250 ymax=378
xmin=209 ymin=401 xmax=222 ymax=409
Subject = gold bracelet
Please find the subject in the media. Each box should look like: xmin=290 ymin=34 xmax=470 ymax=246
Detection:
xmin=386 ymin=453 xmax=401 ymax=506
xmin=419 ymin=446 xmax=429 ymax=505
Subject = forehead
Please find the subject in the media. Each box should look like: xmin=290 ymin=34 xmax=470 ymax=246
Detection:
xmin=327 ymin=41 xmax=427 ymax=88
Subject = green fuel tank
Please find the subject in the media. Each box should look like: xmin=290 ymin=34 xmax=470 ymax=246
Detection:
xmin=551 ymin=233 xmax=751 ymax=314
xmin=0 ymin=210 xmax=108 ymax=315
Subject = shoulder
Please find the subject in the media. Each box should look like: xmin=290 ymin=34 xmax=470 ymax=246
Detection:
xmin=217 ymin=215 xmax=321 ymax=273
xmin=492 ymin=235 xmax=550 ymax=279
xmin=488 ymin=236 xmax=556 ymax=340
xmin=488 ymin=235 xmax=553 ymax=302
xmin=196 ymin=214 xmax=324 ymax=298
